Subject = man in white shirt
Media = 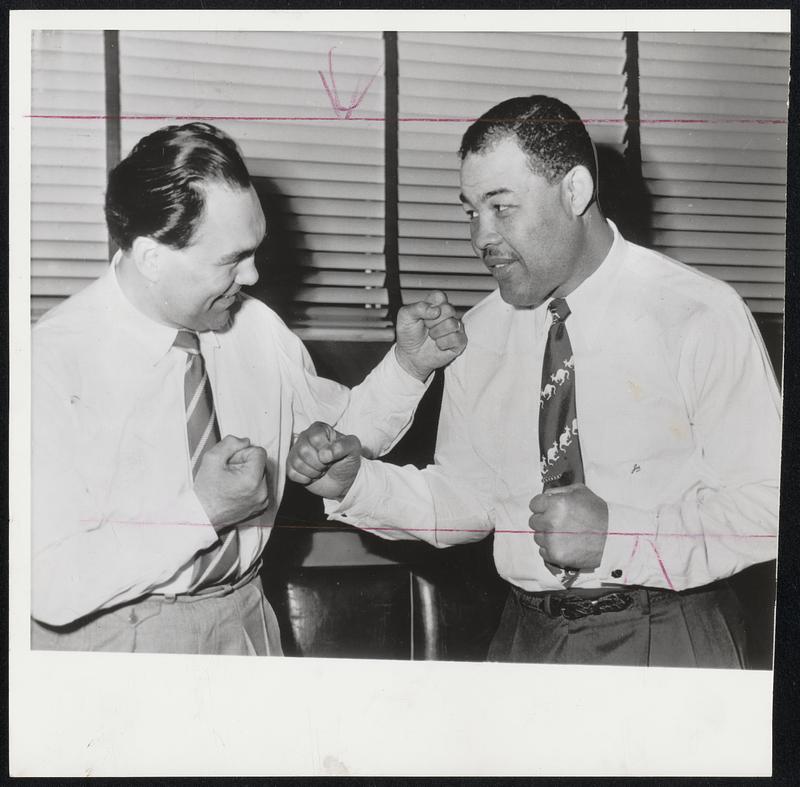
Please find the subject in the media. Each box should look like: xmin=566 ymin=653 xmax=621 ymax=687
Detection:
xmin=287 ymin=96 xmax=781 ymax=668
xmin=31 ymin=122 xmax=466 ymax=655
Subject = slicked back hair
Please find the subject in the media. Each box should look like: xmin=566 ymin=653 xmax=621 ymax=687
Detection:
xmin=459 ymin=95 xmax=598 ymax=199
xmin=105 ymin=122 xmax=252 ymax=251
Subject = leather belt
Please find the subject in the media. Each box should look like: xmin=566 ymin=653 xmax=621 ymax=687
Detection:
xmin=512 ymin=585 xmax=637 ymax=620
xmin=155 ymin=558 xmax=262 ymax=601
xmin=543 ymin=592 xmax=634 ymax=620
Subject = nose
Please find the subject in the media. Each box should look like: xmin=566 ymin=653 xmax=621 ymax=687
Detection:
xmin=471 ymin=213 xmax=501 ymax=254
xmin=235 ymin=256 xmax=259 ymax=287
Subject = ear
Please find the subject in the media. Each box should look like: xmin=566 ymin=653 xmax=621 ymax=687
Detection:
xmin=560 ymin=165 xmax=595 ymax=217
xmin=130 ymin=236 xmax=162 ymax=283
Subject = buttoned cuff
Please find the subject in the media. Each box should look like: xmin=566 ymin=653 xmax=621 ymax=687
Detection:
xmin=597 ymin=501 xmax=657 ymax=584
xmin=323 ymin=459 xmax=375 ymax=524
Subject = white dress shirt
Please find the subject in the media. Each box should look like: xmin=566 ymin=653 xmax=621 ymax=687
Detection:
xmin=328 ymin=222 xmax=781 ymax=593
xmin=32 ymin=257 xmax=427 ymax=626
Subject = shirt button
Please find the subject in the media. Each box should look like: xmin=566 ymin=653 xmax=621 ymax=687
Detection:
xmin=128 ymin=609 xmax=138 ymax=624
xmin=611 ymin=569 xmax=623 ymax=579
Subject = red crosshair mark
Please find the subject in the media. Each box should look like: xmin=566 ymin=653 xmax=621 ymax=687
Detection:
xmin=318 ymin=47 xmax=383 ymax=119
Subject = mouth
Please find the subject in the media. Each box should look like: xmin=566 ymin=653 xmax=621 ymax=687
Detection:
xmin=215 ymin=290 xmax=241 ymax=309
xmin=484 ymin=257 xmax=517 ymax=276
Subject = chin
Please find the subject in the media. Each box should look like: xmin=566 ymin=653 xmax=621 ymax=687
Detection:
xmin=499 ymin=285 xmax=540 ymax=309
xmin=210 ymin=305 xmax=240 ymax=333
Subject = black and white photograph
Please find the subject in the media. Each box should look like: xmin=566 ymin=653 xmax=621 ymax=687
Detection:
xmin=9 ymin=8 xmax=791 ymax=778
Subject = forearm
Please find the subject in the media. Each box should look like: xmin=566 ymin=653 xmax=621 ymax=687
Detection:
xmin=325 ymin=457 xmax=494 ymax=547
xmin=32 ymin=489 xmax=217 ymax=626
xmin=334 ymin=347 xmax=429 ymax=459
xmin=597 ymin=481 xmax=779 ymax=590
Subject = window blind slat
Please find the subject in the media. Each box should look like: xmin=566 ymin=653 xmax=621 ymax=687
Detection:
xmin=639 ymin=57 xmax=789 ymax=86
xmin=32 ymin=221 xmax=108 ymax=242
xmin=650 ymin=230 xmax=785 ymax=252
xmin=643 ymin=197 xmax=784 ymax=219
xmin=32 ymin=240 xmax=109 ymax=260
xmin=637 ymin=126 xmax=787 ymax=152
xmin=293 ymin=252 xmax=386 ymax=272
xmin=656 ymin=247 xmax=786 ymax=268
xmin=638 ymin=75 xmax=788 ymax=102
xmin=642 ymin=162 xmax=786 ymax=185
xmin=650 ymin=214 xmax=785 ymax=235
xmin=635 ymin=39 xmax=789 ymax=68
xmin=638 ymin=32 xmax=790 ymax=51
xmin=646 ymin=179 xmax=787 ymax=202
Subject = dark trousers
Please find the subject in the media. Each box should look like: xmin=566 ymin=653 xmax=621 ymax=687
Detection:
xmin=488 ymin=581 xmax=748 ymax=668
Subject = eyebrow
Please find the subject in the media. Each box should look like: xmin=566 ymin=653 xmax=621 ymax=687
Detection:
xmin=220 ymin=230 xmax=268 ymax=265
xmin=459 ymin=187 xmax=514 ymax=204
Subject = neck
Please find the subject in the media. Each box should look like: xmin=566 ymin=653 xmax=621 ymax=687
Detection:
xmin=558 ymin=208 xmax=614 ymax=298
xmin=116 ymin=252 xmax=171 ymax=327
xmin=582 ymin=208 xmax=614 ymax=274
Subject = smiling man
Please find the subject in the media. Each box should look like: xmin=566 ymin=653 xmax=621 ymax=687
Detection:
xmin=31 ymin=123 xmax=465 ymax=655
xmin=288 ymin=96 xmax=781 ymax=668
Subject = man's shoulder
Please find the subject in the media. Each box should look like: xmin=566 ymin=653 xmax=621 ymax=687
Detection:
xmin=33 ymin=276 xmax=111 ymax=351
xmin=229 ymin=293 xmax=290 ymax=336
xmin=621 ymin=240 xmax=745 ymax=316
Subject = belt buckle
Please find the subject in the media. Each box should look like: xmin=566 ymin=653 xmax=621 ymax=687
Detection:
xmin=554 ymin=592 xmax=635 ymax=620
xmin=561 ymin=597 xmax=598 ymax=620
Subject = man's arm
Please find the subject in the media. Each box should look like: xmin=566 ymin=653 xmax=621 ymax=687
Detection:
xmin=31 ymin=368 xmax=269 ymax=626
xmin=288 ymin=358 xmax=496 ymax=547
xmin=289 ymin=291 xmax=466 ymax=460
xmin=528 ymin=299 xmax=781 ymax=589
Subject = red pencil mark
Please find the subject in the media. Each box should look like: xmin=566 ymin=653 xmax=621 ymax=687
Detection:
xmin=624 ymin=535 xmax=642 ymax=584
xmin=79 ymin=516 xmax=777 ymax=540
xmin=26 ymin=114 xmax=788 ymax=126
xmin=648 ymin=540 xmax=676 ymax=591
xmin=317 ymin=47 xmax=383 ymax=120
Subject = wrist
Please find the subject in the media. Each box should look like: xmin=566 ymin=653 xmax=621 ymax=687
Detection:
xmin=394 ymin=345 xmax=431 ymax=382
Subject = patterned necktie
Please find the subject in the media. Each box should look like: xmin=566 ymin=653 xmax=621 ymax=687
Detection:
xmin=538 ymin=299 xmax=584 ymax=584
xmin=173 ymin=330 xmax=240 ymax=590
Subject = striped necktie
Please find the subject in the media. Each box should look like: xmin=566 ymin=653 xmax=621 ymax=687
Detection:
xmin=538 ymin=298 xmax=584 ymax=585
xmin=173 ymin=330 xmax=240 ymax=590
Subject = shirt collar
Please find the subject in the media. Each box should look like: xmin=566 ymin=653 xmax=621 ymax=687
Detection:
xmin=107 ymin=251 xmax=222 ymax=365
xmin=546 ymin=219 xmax=626 ymax=349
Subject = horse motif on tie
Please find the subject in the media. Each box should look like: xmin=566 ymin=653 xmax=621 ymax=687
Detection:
xmin=551 ymin=368 xmax=570 ymax=385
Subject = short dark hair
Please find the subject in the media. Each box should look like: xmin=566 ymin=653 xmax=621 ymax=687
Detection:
xmin=459 ymin=95 xmax=597 ymax=195
xmin=105 ymin=122 xmax=251 ymax=251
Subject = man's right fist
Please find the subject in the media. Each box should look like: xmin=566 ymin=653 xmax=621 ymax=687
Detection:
xmin=194 ymin=435 xmax=269 ymax=531
xmin=287 ymin=422 xmax=362 ymax=501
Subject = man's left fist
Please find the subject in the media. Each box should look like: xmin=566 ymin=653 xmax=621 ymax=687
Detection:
xmin=529 ymin=484 xmax=609 ymax=570
xmin=394 ymin=290 xmax=467 ymax=381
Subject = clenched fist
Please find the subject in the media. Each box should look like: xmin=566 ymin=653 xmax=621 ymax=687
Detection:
xmin=287 ymin=422 xmax=363 ymax=501
xmin=194 ymin=435 xmax=269 ymax=531
xmin=395 ymin=290 xmax=467 ymax=381
xmin=529 ymin=483 xmax=609 ymax=570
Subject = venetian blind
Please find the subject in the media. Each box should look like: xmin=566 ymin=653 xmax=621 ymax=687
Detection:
xmin=637 ymin=32 xmax=790 ymax=314
xmin=30 ymin=30 xmax=108 ymax=322
xmin=118 ymin=30 xmax=391 ymax=340
xmin=396 ymin=32 xmax=629 ymax=310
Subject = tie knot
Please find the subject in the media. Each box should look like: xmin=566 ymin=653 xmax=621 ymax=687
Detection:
xmin=173 ymin=329 xmax=201 ymax=355
xmin=548 ymin=298 xmax=571 ymax=323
